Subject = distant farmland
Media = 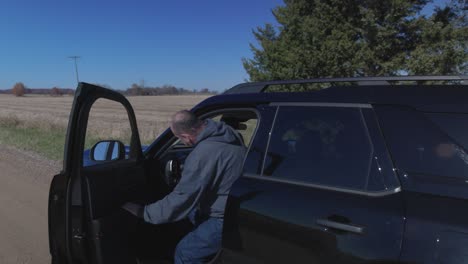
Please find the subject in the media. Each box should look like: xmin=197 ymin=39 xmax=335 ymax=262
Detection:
xmin=0 ymin=94 xmax=210 ymax=159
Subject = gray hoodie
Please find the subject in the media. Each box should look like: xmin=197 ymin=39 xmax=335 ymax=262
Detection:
xmin=143 ymin=119 xmax=246 ymax=224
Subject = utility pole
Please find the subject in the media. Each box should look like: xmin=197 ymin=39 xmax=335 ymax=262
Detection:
xmin=68 ymin=56 xmax=81 ymax=85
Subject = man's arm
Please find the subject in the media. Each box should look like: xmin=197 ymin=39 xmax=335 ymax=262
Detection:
xmin=143 ymin=148 xmax=215 ymax=224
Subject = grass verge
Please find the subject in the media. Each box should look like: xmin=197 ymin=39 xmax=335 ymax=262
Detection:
xmin=0 ymin=117 xmax=107 ymax=161
xmin=0 ymin=125 xmax=66 ymax=160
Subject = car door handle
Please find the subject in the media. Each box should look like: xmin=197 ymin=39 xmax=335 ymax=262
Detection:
xmin=316 ymin=218 xmax=365 ymax=234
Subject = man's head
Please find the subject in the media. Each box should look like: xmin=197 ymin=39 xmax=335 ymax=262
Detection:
xmin=170 ymin=110 xmax=205 ymax=146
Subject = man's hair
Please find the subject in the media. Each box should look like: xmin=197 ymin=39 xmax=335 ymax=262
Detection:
xmin=171 ymin=110 xmax=203 ymax=134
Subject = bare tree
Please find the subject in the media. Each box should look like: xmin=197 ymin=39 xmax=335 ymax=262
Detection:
xmin=12 ymin=82 xmax=26 ymax=97
xmin=50 ymin=87 xmax=63 ymax=97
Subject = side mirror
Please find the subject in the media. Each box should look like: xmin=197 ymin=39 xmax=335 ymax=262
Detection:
xmin=90 ymin=140 xmax=125 ymax=162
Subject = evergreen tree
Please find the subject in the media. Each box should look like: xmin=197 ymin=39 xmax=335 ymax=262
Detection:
xmin=407 ymin=0 xmax=467 ymax=75
xmin=243 ymin=0 xmax=467 ymax=82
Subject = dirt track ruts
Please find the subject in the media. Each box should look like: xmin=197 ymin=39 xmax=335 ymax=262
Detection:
xmin=0 ymin=145 xmax=60 ymax=264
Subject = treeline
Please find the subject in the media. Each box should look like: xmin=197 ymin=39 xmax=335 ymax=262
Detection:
xmin=30 ymin=87 xmax=75 ymax=96
xmin=0 ymin=82 xmax=75 ymax=96
xmin=0 ymin=88 xmax=75 ymax=96
xmin=2 ymin=82 xmax=217 ymax=97
xmin=122 ymin=83 xmax=216 ymax=96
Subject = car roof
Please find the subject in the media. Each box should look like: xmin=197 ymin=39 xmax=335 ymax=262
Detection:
xmin=194 ymin=77 xmax=468 ymax=113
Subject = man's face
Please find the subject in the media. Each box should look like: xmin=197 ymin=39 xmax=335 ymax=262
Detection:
xmin=171 ymin=126 xmax=195 ymax=146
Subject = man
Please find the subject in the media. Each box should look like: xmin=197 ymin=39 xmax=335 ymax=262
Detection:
xmin=123 ymin=110 xmax=246 ymax=263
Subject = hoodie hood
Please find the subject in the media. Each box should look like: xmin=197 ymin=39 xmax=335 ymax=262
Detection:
xmin=196 ymin=119 xmax=243 ymax=146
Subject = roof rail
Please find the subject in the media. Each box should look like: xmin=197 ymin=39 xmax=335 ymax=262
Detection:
xmin=223 ymin=76 xmax=468 ymax=95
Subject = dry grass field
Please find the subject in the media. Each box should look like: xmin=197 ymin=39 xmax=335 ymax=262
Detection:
xmin=0 ymin=94 xmax=211 ymax=159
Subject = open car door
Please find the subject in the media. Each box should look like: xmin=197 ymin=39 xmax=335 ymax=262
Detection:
xmin=49 ymin=83 xmax=147 ymax=264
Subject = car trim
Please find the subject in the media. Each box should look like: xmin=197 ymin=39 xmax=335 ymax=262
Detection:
xmin=261 ymin=106 xmax=279 ymax=176
xmin=270 ymin=102 xmax=372 ymax=108
xmin=359 ymin=108 xmax=375 ymax=189
xmin=243 ymin=173 xmax=402 ymax=197
xmin=224 ymin=76 xmax=467 ymax=94
xmin=316 ymin=218 xmax=365 ymax=234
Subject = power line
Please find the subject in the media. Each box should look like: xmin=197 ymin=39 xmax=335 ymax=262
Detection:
xmin=68 ymin=56 xmax=81 ymax=85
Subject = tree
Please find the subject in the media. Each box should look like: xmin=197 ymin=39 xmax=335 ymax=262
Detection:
xmin=243 ymin=0 xmax=467 ymax=82
xmin=11 ymin=82 xmax=26 ymax=97
xmin=128 ymin=83 xmax=144 ymax=96
xmin=50 ymin=87 xmax=63 ymax=97
xmin=407 ymin=1 xmax=467 ymax=75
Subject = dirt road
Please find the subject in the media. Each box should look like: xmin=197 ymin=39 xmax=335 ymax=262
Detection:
xmin=0 ymin=145 xmax=60 ymax=264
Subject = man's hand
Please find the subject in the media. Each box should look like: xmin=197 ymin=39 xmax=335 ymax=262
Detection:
xmin=121 ymin=202 xmax=144 ymax=218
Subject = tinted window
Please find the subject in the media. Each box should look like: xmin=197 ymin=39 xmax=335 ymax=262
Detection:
xmin=263 ymin=106 xmax=373 ymax=190
xmin=375 ymin=106 xmax=468 ymax=179
xmin=426 ymin=113 xmax=468 ymax=151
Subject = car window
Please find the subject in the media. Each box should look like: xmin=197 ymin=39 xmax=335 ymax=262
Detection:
xmin=425 ymin=113 xmax=468 ymax=151
xmin=376 ymin=106 xmax=468 ymax=180
xmin=171 ymin=110 xmax=258 ymax=148
xmin=84 ymin=98 xmax=133 ymax=164
xmin=262 ymin=106 xmax=373 ymax=191
xmin=211 ymin=115 xmax=258 ymax=147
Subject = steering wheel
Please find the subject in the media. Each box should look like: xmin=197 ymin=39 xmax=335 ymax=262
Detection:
xmin=164 ymin=159 xmax=182 ymax=188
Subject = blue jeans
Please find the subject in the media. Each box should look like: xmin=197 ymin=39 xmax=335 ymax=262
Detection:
xmin=174 ymin=216 xmax=223 ymax=264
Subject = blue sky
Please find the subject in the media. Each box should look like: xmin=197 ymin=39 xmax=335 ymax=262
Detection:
xmin=0 ymin=0 xmax=450 ymax=91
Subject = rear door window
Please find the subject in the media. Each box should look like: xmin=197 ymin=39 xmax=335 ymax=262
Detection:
xmin=263 ymin=105 xmax=373 ymax=190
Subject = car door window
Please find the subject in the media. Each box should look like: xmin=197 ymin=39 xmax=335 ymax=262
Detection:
xmin=170 ymin=110 xmax=259 ymax=149
xmin=211 ymin=113 xmax=258 ymax=147
xmin=84 ymin=98 xmax=133 ymax=164
xmin=263 ymin=106 xmax=373 ymax=190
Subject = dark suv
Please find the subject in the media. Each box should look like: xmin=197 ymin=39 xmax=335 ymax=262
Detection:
xmin=49 ymin=76 xmax=468 ymax=263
